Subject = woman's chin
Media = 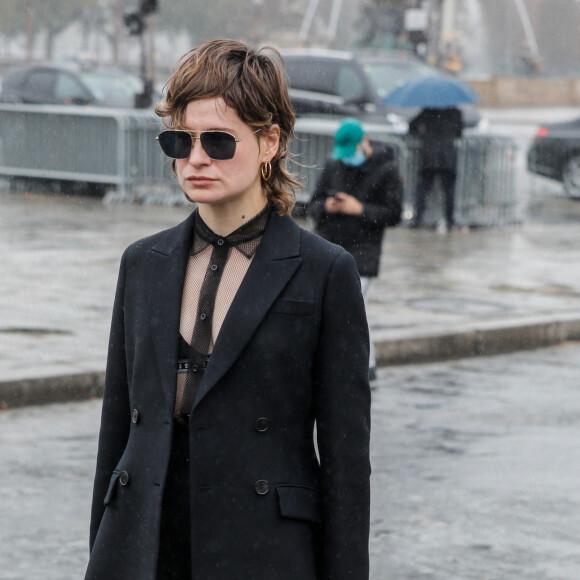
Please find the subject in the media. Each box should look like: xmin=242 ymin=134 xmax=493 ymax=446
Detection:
xmin=182 ymin=188 xmax=222 ymax=206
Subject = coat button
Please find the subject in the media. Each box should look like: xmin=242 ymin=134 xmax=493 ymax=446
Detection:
xmin=131 ymin=409 xmax=140 ymax=424
xmin=254 ymin=417 xmax=270 ymax=432
xmin=254 ymin=479 xmax=269 ymax=495
xmin=119 ymin=470 xmax=130 ymax=486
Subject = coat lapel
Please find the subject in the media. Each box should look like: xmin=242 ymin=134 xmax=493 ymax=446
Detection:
xmin=193 ymin=213 xmax=302 ymax=410
xmin=146 ymin=212 xmax=195 ymax=410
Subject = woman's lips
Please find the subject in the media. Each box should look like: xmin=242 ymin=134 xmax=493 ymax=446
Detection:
xmin=187 ymin=175 xmax=216 ymax=186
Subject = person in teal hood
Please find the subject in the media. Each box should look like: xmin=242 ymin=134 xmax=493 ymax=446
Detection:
xmin=308 ymin=118 xmax=403 ymax=380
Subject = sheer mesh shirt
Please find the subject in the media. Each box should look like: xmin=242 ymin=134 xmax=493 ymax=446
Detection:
xmin=175 ymin=205 xmax=271 ymax=419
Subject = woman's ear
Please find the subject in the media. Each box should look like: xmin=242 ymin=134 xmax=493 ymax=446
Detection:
xmin=261 ymin=124 xmax=281 ymax=162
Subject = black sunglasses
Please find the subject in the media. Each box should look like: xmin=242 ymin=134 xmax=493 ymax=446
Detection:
xmin=156 ymin=129 xmax=260 ymax=161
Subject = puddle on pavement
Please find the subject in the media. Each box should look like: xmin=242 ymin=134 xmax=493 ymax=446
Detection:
xmin=0 ymin=327 xmax=73 ymax=336
xmin=492 ymin=283 xmax=580 ymax=296
xmin=408 ymin=297 xmax=509 ymax=314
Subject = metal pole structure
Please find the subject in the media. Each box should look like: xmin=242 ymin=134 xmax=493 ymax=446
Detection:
xmin=299 ymin=0 xmax=321 ymax=44
xmin=441 ymin=0 xmax=457 ymax=30
xmin=513 ymin=0 xmax=542 ymax=64
xmin=440 ymin=0 xmax=457 ymax=49
xmin=25 ymin=0 xmax=34 ymax=61
xmin=425 ymin=0 xmax=443 ymax=66
xmin=112 ymin=0 xmax=122 ymax=66
xmin=327 ymin=0 xmax=344 ymax=45
xmin=146 ymin=14 xmax=155 ymax=84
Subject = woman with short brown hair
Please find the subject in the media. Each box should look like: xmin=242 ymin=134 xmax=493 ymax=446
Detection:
xmin=85 ymin=39 xmax=371 ymax=580
xmin=155 ymin=39 xmax=299 ymax=215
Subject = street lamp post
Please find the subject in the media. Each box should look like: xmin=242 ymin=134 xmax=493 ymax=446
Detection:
xmin=123 ymin=0 xmax=158 ymax=108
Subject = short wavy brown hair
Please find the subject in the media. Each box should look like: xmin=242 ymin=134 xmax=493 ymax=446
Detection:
xmin=155 ymin=39 xmax=300 ymax=215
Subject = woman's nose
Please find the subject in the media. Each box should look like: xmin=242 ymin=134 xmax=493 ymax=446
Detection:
xmin=188 ymin=137 xmax=211 ymax=165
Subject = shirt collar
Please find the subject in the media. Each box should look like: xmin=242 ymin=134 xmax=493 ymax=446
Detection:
xmin=191 ymin=204 xmax=271 ymax=259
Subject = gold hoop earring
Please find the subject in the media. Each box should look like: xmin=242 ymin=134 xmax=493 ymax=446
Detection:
xmin=261 ymin=160 xmax=272 ymax=182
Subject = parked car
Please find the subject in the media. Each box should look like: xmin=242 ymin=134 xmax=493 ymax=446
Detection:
xmin=281 ymin=48 xmax=482 ymax=131
xmin=528 ymin=118 xmax=580 ymax=197
xmin=0 ymin=62 xmax=161 ymax=108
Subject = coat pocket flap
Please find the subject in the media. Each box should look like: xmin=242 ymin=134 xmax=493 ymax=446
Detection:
xmin=276 ymin=485 xmax=322 ymax=524
xmin=104 ymin=470 xmax=121 ymax=506
xmin=270 ymin=299 xmax=314 ymax=316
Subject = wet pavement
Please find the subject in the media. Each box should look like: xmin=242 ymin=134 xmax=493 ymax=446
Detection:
xmin=2 ymin=183 xmax=580 ymax=401
xmin=370 ymin=343 xmax=580 ymax=580
xmin=2 ymin=107 xmax=580 ymax=578
xmin=2 ymin=106 xmax=580 ymax=397
xmin=0 ymin=191 xmax=189 ymax=384
xmin=1 ymin=342 xmax=579 ymax=579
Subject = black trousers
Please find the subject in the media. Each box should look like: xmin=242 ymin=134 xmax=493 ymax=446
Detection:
xmin=157 ymin=420 xmax=192 ymax=579
xmin=414 ymin=169 xmax=457 ymax=228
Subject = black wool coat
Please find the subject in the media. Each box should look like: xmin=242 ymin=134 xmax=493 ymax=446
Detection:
xmin=308 ymin=151 xmax=403 ymax=277
xmin=85 ymin=211 xmax=371 ymax=580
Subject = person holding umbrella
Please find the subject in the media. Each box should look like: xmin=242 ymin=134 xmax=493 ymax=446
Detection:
xmin=409 ymin=106 xmax=463 ymax=231
xmin=383 ymin=76 xmax=480 ymax=231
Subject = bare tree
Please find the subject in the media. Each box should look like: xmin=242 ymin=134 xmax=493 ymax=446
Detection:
xmin=153 ymin=0 xmax=302 ymax=47
xmin=0 ymin=0 xmax=27 ymax=38
xmin=0 ymin=0 xmax=100 ymax=60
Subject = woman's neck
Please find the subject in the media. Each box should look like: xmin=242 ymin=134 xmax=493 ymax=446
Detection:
xmin=197 ymin=196 xmax=269 ymax=236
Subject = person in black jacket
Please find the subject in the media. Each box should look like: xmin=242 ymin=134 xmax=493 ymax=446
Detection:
xmin=85 ymin=40 xmax=371 ymax=580
xmin=409 ymin=107 xmax=463 ymax=231
xmin=309 ymin=118 xmax=403 ymax=380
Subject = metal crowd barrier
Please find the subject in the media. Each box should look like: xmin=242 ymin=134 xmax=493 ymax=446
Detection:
xmin=403 ymin=135 xmax=518 ymax=227
xmin=0 ymin=104 xmax=517 ymax=226
xmin=457 ymin=135 xmax=518 ymax=226
xmin=292 ymin=117 xmax=408 ymax=206
xmin=0 ymin=103 xmax=172 ymax=200
xmin=292 ymin=124 xmax=518 ymax=227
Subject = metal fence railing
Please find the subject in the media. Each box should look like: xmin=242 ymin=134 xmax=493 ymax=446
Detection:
xmin=292 ymin=117 xmax=409 ymax=204
xmin=403 ymin=135 xmax=518 ymax=227
xmin=0 ymin=103 xmax=171 ymax=199
xmin=0 ymin=104 xmax=517 ymax=226
xmin=458 ymin=135 xmax=518 ymax=226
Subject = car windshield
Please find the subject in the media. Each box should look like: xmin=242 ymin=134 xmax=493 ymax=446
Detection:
xmin=362 ymin=60 xmax=440 ymax=99
xmin=79 ymin=71 xmax=143 ymax=107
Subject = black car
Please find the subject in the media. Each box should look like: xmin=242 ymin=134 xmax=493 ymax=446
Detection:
xmin=528 ymin=118 xmax=580 ymax=197
xmin=281 ymin=48 xmax=482 ymax=131
xmin=0 ymin=63 xmax=160 ymax=108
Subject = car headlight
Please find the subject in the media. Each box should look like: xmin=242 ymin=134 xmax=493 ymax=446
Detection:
xmin=385 ymin=113 xmax=409 ymax=134
xmin=463 ymin=117 xmax=489 ymax=136
xmin=476 ymin=117 xmax=489 ymax=133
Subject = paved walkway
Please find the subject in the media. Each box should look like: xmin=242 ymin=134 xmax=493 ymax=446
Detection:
xmin=1 ymin=189 xmax=580 ymax=406
xmin=3 ymin=343 xmax=580 ymax=579
xmin=1 ymin=183 xmax=580 ymax=579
